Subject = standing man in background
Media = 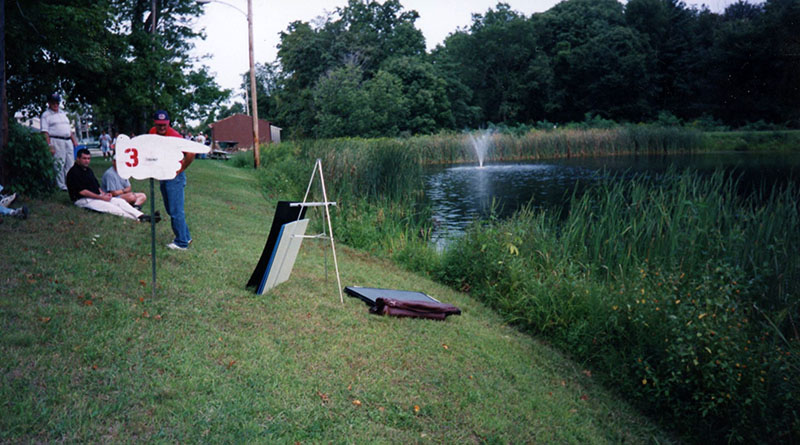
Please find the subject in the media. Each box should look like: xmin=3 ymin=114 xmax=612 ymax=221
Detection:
xmin=40 ymin=93 xmax=79 ymax=191
xmin=149 ymin=110 xmax=195 ymax=251
xmin=99 ymin=130 xmax=112 ymax=160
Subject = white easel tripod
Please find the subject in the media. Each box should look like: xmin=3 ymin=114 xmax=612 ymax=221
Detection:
xmin=290 ymin=159 xmax=344 ymax=304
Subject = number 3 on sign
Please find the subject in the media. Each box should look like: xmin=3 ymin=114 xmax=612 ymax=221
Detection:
xmin=124 ymin=148 xmax=139 ymax=167
xmin=114 ymin=134 xmax=208 ymax=180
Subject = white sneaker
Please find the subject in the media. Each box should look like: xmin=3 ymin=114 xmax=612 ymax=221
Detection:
xmin=12 ymin=206 xmax=28 ymax=219
xmin=0 ymin=193 xmax=16 ymax=207
xmin=166 ymin=242 xmax=188 ymax=251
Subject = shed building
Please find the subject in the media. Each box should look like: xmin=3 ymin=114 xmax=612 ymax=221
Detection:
xmin=209 ymin=114 xmax=273 ymax=150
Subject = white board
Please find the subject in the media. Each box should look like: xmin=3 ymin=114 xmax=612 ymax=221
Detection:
xmin=115 ymin=134 xmax=210 ymax=180
xmin=259 ymin=219 xmax=309 ymax=294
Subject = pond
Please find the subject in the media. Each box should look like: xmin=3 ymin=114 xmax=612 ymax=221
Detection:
xmin=425 ymin=151 xmax=800 ymax=245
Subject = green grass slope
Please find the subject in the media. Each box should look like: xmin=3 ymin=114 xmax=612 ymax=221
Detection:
xmin=1 ymin=159 xmax=673 ymax=443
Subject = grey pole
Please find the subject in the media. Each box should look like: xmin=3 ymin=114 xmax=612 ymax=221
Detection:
xmin=150 ymin=178 xmax=156 ymax=298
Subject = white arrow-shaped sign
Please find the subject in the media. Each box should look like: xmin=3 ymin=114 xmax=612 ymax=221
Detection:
xmin=115 ymin=134 xmax=210 ymax=180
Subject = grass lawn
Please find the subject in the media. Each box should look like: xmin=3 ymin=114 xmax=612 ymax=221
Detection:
xmin=1 ymin=158 xmax=674 ymax=443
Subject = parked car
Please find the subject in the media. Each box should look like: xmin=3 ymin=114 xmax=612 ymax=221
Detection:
xmin=208 ymin=149 xmax=231 ymax=160
xmin=76 ymin=138 xmax=100 ymax=150
xmin=208 ymin=140 xmax=237 ymax=160
xmin=75 ymin=138 xmax=101 ymax=157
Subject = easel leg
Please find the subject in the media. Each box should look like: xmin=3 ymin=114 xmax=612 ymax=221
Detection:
xmin=317 ymin=161 xmax=344 ymax=304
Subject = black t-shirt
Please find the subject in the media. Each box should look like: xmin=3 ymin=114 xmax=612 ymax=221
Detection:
xmin=66 ymin=164 xmax=101 ymax=202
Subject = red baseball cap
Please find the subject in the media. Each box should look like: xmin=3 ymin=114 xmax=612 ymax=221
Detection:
xmin=153 ymin=110 xmax=170 ymax=124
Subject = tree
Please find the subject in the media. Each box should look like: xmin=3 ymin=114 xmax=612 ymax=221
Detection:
xmin=626 ymin=0 xmax=714 ymax=119
xmin=705 ymin=0 xmax=800 ymax=126
xmin=5 ymin=0 xmax=115 ymax=116
xmin=275 ymin=0 xmax=426 ymax=136
xmin=312 ymin=63 xmax=372 ymax=138
xmin=537 ymin=0 xmax=626 ymax=57
xmin=433 ymin=3 xmax=551 ymax=125
xmin=380 ymin=56 xmax=453 ymax=134
xmin=364 ymin=70 xmax=406 ymax=137
xmin=6 ymin=0 xmax=228 ymax=134
xmin=558 ymin=26 xmax=655 ymax=121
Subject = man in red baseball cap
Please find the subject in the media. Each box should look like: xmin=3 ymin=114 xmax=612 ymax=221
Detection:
xmin=149 ymin=110 xmax=195 ymax=250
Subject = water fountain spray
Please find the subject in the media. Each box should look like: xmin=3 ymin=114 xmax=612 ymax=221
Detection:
xmin=468 ymin=129 xmax=494 ymax=168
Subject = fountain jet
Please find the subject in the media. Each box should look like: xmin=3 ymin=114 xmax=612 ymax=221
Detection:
xmin=468 ymin=130 xmax=493 ymax=168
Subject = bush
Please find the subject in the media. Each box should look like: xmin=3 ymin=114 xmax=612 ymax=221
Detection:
xmin=688 ymin=114 xmax=729 ymax=131
xmin=655 ymin=110 xmax=682 ymax=127
xmin=4 ymin=120 xmax=56 ymax=197
xmin=738 ymin=120 xmax=784 ymax=131
xmin=230 ymin=150 xmax=253 ymax=168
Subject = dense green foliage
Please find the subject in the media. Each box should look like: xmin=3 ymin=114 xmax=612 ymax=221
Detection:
xmin=254 ymin=134 xmax=800 ymax=443
xmin=703 ymin=130 xmax=800 ymax=152
xmin=268 ymin=0 xmax=799 ymax=137
xmin=6 ymin=0 xmax=229 ymax=133
xmin=4 ymin=121 xmax=56 ymax=198
xmin=435 ymin=171 xmax=799 ymax=443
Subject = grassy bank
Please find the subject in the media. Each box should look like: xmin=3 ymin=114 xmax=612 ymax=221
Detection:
xmin=0 ymin=158 xmax=672 ymax=442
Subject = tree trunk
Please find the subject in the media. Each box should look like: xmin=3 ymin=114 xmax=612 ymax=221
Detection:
xmin=0 ymin=0 xmax=8 ymax=186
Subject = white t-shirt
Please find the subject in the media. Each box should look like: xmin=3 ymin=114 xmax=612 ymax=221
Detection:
xmin=99 ymin=133 xmax=112 ymax=149
xmin=40 ymin=108 xmax=73 ymax=138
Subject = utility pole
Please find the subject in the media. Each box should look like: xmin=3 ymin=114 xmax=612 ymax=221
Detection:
xmin=247 ymin=0 xmax=260 ymax=168
xmin=197 ymin=0 xmax=260 ymax=168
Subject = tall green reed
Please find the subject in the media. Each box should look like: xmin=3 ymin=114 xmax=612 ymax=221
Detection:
xmin=408 ymin=126 xmax=703 ymax=164
xmin=256 ymin=139 xmax=432 ymax=253
xmin=436 ymin=170 xmax=799 ymax=443
xmin=276 ymin=126 xmax=703 ymax=171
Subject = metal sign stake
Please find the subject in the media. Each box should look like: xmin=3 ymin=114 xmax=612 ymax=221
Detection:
xmin=150 ymin=178 xmax=156 ymax=299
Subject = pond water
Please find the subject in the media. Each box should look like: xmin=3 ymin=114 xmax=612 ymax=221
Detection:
xmin=425 ymin=151 xmax=800 ymax=245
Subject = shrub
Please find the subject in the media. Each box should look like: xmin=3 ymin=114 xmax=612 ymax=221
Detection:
xmin=688 ymin=114 xmax=729 ymax=131
xmin=655 ymin=110 xmax=682 ymax=127
xmin=230 ymin=150 xmax=253 ymax=168
xmin=4 ymin=120 xmax=56 ymax=197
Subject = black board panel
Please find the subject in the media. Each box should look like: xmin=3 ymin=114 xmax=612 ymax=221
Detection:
xmin=247 ymin=201 xmax=307 ymax=291
xmin=344 ymin=286 xmax=439 ymax=307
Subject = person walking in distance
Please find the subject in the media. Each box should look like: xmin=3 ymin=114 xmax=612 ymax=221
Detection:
xmin=149 ymin=110 xmax=195 ymax=250
xmin=99 ymin=130 xmax=113 ymax=160
xmin=40 ymin=93 xmax=79 ymax=191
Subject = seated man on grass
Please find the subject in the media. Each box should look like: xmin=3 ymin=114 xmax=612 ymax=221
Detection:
xmin=102 ymin=159 xmax=146 ymax=209
xmin=66 ymin=149 xmax=159 ymax=223
xmin=0 ymin=184 xmax=28 ymax=223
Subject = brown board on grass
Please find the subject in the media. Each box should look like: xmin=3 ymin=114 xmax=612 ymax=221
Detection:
xmin=344 ymin=286 xmax=461 ymax=320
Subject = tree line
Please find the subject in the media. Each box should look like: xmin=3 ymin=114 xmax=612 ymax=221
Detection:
xmin=5 ymin=0 xmax=799 ymax=140
xmin=262 ymin=0 xmax=799 ymax=138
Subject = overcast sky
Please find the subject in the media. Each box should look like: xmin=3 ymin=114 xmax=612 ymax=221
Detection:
xmin=190 ymin=0 xmax=743 ymax=97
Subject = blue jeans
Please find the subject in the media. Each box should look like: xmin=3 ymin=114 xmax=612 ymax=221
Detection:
xmin=0 ymin=185 xmax=12 ymax=215
xmin=160 ymin=172 xmax=191 ymax=248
